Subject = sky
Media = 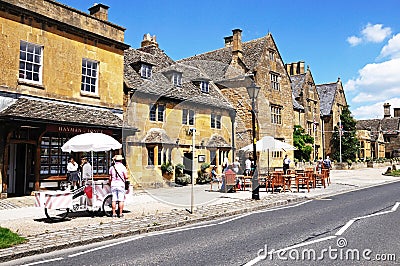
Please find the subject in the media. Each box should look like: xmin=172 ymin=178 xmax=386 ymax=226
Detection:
xmin=60 ymin=0 xmax=400 ymax=120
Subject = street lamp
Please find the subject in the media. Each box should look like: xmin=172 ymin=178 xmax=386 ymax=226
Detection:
xmin=246 ymin=83 xmax=260 ymax=200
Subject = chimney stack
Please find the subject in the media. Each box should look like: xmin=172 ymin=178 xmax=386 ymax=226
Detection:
xmin=285 ymin=61 xmax=306 ymax=75
xmin=384 ymin=103 xmax=391 ymax=118
xmin=141 ymin=33 xmax=158 ymax=48
xmin=88 ymin=3 xmax=109 ymax=21
xmin=394 ymin=108 xmax=400 ymax=118
xmin=232 ymin=29 xmax=243 ymax=61
xmin=224 ymin=36 xmax=233 ymax=47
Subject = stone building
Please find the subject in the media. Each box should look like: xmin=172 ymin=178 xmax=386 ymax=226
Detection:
xmin=356 ymin=103 xmax=400 ymax=159
xmin=316 ymin=78 xmax=348 ymax=158
xmin=179 ymin=29 xmax=295 ymax=172
xmin=286 ymin=62 xmax=322 ymax=161
xmin=0 ymin=0 xmax=129 ymax=197
xmin=124 ymin=35 xmax=235 ymax=186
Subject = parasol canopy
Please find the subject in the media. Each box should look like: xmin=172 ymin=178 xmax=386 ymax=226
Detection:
xmin=61 ymin=132 xmax=122 ymax=152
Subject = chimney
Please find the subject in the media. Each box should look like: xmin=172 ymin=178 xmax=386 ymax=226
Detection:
xmin=384 ymin=103 xmax=391 ymax=118
xmin=224 ymin=36 xmax=233 ymax=47
xmin=232 ymin=29 xmax=243 ymax=60
xmin=299 ymin=61 xmax=305 ymax=74
xmin=141 ymin=33 xmax=158 ymax=48
xmin=88 ymin=3 xmax=109 ymax=21
xmin=394 ymin=108 xmax=400 ymax=118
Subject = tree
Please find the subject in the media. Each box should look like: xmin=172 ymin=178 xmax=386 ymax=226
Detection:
xmin=293 ymin=125 xmax=314 ymax=162
xmin=331 ymin=106 xmax=359 ymax=162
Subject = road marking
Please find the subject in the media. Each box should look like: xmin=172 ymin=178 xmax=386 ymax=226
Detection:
xmin=218 ymin=200 xmax=313 ymax=225
xmin=22 ymin=257 xmax=63 ymax=265
xmin=245 ymin=201 xmax=400 ymax=265
xmin=335 ymin=219 xmax=355 ymax=236
xmin=68 ymin=235 xmax=145 ymax=258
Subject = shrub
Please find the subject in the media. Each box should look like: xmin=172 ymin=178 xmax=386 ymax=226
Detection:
xmin=175 ymin=174 xmax=191 ymax=186
xmin=175 ymin=163 xmax=185 ymax=177
xmin=161 ymin=162 xmax=173 ymax=174
xmin=346 ymin=159 xmax=352 ymax=165
xmin=200 ymin=162 xmax=210 ymax=172
xmin=197 ymin=170 xmax=211 ymax=184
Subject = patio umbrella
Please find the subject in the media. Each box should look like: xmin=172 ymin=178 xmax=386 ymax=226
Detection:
xmin=61 ymin=132 xmax=122 ymax=153
xmin=240 ymin=136 xmax=297 ymax=174
xmin=240 ymin=136 xmax=297 ymax=152
xmin=61 ymin=133 xmax=122 ymax=197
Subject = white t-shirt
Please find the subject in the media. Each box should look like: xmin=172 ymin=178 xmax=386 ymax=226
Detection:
xmin=245 ymin=159 xmax=251 ymax=170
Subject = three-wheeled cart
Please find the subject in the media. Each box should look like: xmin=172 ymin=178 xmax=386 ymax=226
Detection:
xmin=34 ymin=180 xmax=117 ymax=221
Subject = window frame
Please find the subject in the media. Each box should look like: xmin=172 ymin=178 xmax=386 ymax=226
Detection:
xmin=270 ymin=72 xmax=280 ymax=91
xmin=140 ymin=64 xmax=152 ymax=79
xmin=211 ymin=113 xmax=221 ymax=129
xmin=81 ymin=58 xmax=99 ymax=95
xmin=172 ymin=72 xmax=182 ymax=86
xmin=19 ymin=41 xmax=43 ymax=84
xmin=200 ymin=81 xmax=209 ymax=93
xmin=270 ymin=105 xmax=282 ymax=125
xmin=149 ymin=104 xmax=165 ymax=122
xmin=182 ymin=109 xmax=194 ymax=125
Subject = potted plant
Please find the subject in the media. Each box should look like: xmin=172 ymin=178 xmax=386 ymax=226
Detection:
xmin=161 ymin=161 xmax=174 ymax=181
xmin=196 ymin=162 xmax=211 ymax=184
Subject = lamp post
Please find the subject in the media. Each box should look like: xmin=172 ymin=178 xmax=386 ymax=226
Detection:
xmin=246 ymin=83 xmax=260 ymax=200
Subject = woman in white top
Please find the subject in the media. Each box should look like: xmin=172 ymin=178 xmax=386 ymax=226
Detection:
xmin=67 ymin=157 xmax=79 ymax=189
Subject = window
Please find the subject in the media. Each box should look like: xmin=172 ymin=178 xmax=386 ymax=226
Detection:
xmin=271 ymin=105 xmax=282 ymax=124
xmin=200 ymin=81 xmax=209 ymax=93
xmin=150 ymin=104 xmax=165 ymax=122
xmin=19 ymin=41 xmax=42 ymax=83
xmin=211 ymin=113 xmax=221 ymax=129
xmin=147 ymin=146 xmax=155 ymax=166
xmin=141 ymin=64 xmax=152 ymax=78
xmin=81 ymin=59 xmax=98 ymax=94
xmin=210 ymin=150 xmax=216 ymax=165
xmin=272 ymin=151 xmax=282 ymax=158
xmin=270 ymin=73 xmax=280 ymax=91
xmin=182 ymin=109 xmax=194 ymax=125
xmin=307 ymin=121 xmax=313 ymax=136
xmin=172 ymin=72 xmax=182 ymax=86
xmin=268 ymin=50 xmax=275 ymax=61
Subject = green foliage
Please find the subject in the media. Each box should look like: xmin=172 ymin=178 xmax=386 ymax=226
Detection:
xmin=175 ymin=163 xmax=185 ymax=177
xmin=331 ymin=106 xmax=359 ymax=162
xmin=175 ymin=174 xmax=191 ymax=186
xmin=0 ymin=227 xmax=26 ymax=249
xmin=161 ymin=161 xmax=173 ymax=174
xmin=197 ymin=170 xmax=211 ymax=184
xmin=200 ymin=162 xmax=210 ymax=173
xmin=293 ymin=125 xmax=314 ymax=162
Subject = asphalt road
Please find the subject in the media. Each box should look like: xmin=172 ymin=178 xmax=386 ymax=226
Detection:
xmin=7 ymin=181 xmax=400 ymax=266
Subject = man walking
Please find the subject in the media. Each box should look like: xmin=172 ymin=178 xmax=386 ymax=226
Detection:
xmin=109 ymin=154 xmax=128 ymax=218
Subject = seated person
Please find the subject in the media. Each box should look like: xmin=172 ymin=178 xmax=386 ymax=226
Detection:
xmin=211 ymin=166 xmax=219 ymax=182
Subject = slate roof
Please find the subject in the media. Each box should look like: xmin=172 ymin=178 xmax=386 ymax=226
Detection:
xmin=381 ymin=117 xmax=400 ymax=134
xmin=290 ymin=74 xmax=306 ymax=99
xmin=316 ymin=82 xmax=337 ymax=116
xmin=292 ymin=93 xmax=304 ymax=111
xmin=124 ymin=46 xmax=234 ymax=110
xmin=0 ymin=97 xmax=123 ymax=128
xmin=206 ymin=134 xmax=231 ymax=148
xmin=356 ymin=119 xmax=381 ymax=141
xmin=141 ymin=128 xmax=175 ymax=144
xmin=178 ymin=36 xmax=270 ymax=75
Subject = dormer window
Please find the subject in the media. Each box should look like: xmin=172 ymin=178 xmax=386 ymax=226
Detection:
xmin=200 ymin=81 xmax=209 ymax=93
xmin=140 ymin=64 xmax=152 ymax=78
xmin=172 ymin=72 xmax=182 ymax=86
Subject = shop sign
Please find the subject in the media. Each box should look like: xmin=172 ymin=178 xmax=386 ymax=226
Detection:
xmin=47 ymin=125 xmax=112 ymax=135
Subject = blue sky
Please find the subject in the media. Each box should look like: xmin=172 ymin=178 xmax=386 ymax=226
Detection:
xmin=61 ymin=0 xmax=400 ymax=120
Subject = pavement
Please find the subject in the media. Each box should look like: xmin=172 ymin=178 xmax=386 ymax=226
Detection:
xmin=0 ymin=166 xmax=399 ymax=263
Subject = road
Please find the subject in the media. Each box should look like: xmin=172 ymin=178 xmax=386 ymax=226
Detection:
xmin=6 ymin=181 xmax=400 ymax=266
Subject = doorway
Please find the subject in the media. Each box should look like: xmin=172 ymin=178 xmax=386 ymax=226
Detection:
xmin=183 ymin=152 xmax=193 ymax=175
xmin=7 ymin=143 xmax=35 ymax=196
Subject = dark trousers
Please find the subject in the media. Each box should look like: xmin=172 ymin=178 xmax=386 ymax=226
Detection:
xmin=283 ymin=164 xmax=289 ymax=174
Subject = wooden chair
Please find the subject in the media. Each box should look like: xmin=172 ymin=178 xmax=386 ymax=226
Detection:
xmin=304 ymin=168 xmax=316 ymax=188
xmin=315 ymin=169 xmax=329 ymax=188
xmin=295 ymin=171 xmax=311 ymax=192
xmin=271 ymin=171 xmax=284 ymax=193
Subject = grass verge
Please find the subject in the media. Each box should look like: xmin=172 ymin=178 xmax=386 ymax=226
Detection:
xmin=0 ymin=227 xmax=26 ymax=249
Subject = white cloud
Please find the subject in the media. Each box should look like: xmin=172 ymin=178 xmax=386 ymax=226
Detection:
xmin=345 ymin=58 xmax=400 ymax=119
xmin=362 ymin=23 xmax=392 ymax=43
xmin=347 ymin=36 xmax=362 ymax=46
xmin=380 ymin=33 xmax=400 ymax=59
xmin=352 ymin=98 xmax=400 ymax=120
xmin=346 ymin=23 xmax=392 ymax=46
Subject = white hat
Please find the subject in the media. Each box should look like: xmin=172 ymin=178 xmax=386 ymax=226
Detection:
xmin=113 ymin=154 xmax=124 ymax=161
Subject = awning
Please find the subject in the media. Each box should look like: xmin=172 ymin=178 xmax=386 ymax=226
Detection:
xmin=0 ymin=96 xmax=124 ymax=129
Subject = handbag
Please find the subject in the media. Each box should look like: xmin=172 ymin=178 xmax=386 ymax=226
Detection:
xmin=113 ymin=165 xmax=129 ymax=190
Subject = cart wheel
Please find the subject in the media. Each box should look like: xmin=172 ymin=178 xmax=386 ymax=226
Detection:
xmin=45 ymin=208 xmax=69 ymax=221
xmin=102 ymin=194 xmax=119 ymax=217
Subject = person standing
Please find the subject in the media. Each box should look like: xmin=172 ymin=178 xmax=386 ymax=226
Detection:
xmin=109 ymin=154 xmax=128 ymax=218
xmin=222 ymin=156 xmax=229 ymax=173
xmin=283 ymin=155 xmax=291 ymax=174
xmin=316 ymin=157 xmax=324 ymax=173
xmin=245 ymin=157 xmax=252 ymax=176
xmin=67 ymin=157 xmax=79 ymax=190
xmin=80 ymin=156 xmax=92 ymax=184
xmin=323 ymin=156 xmax=332 ymax=169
